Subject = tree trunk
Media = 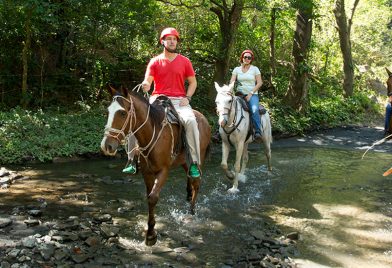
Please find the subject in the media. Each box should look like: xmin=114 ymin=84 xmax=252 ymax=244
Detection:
xmin=210 ymin=0 xmax=244 ymax=91
xmin=333 ymin=0 xmax=359 ymax=97
xmin=269 ymin=7 xmax=277 ymax=95
xmin=21 ymin=7 xmax=33 ymax=108
xmin=283 ymin=5 xmax=313 ymax=112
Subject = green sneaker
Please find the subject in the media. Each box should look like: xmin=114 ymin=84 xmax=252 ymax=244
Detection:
xmin=189 ymin=163 xmax=200 ymax=178
xmin=122 ymin=164 xmax=137 ymax=174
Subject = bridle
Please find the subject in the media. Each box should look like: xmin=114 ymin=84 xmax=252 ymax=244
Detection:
xmin=104 ymin=95 xmax=151 ymax=145
xmin=217 ymin=92 xmax=245 ymax=135
xmin=103 ymin=90 xmax=176 ymax=164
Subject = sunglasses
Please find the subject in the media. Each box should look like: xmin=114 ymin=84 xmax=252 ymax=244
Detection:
xmin=243 ymin=56 xmax=252 ymax=60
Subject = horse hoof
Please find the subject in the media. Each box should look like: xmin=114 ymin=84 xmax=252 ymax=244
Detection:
xmin=228 ymin=187 xmax=239 ymax=194
xmin=145 ymin=232 xmax=157 ymax=246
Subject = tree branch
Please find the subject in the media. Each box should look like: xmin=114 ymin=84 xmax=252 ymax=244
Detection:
xmin=348 ymin=0 xmax=359 ymax=34
xmin=156 ymin=0 xmax=206 ymax=8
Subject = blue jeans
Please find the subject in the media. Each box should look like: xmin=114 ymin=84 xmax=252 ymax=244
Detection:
xmin=385 ymin=102 xmax=392 ymax=132
xmin=248 ymin=94 xmax=261 ymax=134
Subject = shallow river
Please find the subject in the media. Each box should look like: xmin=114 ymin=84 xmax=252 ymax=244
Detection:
xmin=2 ymin=144 xmax=392 ymax=267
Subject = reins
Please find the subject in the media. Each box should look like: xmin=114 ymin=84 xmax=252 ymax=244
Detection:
xmin=104 ymin=84 xmax=176 ymax=168
xmin=222 ymin=96 xmax=245 ymax=135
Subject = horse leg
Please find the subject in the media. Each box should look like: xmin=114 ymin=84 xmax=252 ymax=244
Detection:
xmin=262 ymin=135 xmax=272 ymax=171
xmin=228 ymin=142 xmax=244 ymax=193
xmin=240 ymin=142 xmax=249 ymax=175
xmin=183 ymin=164 xmax=193 ymax=202
xmin=189 ymin=176 xmax=200 ymax=215
xmin=221 ymin=141 xmax=234 ymax=180
xmin=144 ymin=168 xmax=169 ymax=246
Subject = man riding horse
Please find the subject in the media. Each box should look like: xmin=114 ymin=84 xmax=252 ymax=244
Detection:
xmin=138 ymin=27 xmax=202 ymax=178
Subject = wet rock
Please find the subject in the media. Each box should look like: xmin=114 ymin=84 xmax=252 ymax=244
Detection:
xmin=71 ymin=252 xmax=90 ymax=263
xmin=54 ymin=248 xmax=69 ymax=261
xmin=85 ymin=235 xmax=101 ymax=247
xmin=250 ymin=230 xmax=265 ymax=240
xmin=286 ymin=232 xmax=299 ymax=240
xmin=37 ymin=243 xmax=55 ymax=260
xmin=0 ymin=167 xmax=30 ymax=188
xmin=173 ymin=247 xmax=190 ymax=254
xmin=7 ymin=248 xmax=21 ymax=258
xmin=100 ymin=224 xmax=119 ymax=238
xmin=21 ymin=236 xmax=36 ymax=248
xmin=27 ymin=209 xmax=42 ymax=217
xmin=24 ymin=219 xmax=40 ymax=227
xmin=260 ymin=260 xmax=276 ymax=268
xmin=1 ymin=261 xmax=11 ymax=268
xmin=94 ymin=213 xmax=112 ymax=223
xmin=0 ymin=218 xmax=12 ymax=228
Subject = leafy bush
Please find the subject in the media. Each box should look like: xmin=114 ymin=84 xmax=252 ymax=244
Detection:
xmin=0 ymin=107 xmax=106 ymax=164
xmin=266 ymin=89 xmax=379 ymax=136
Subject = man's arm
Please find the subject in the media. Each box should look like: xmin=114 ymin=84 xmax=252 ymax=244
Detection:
xmin=142 ymin=76 xmax=154 ymax=93
xmin=186 ymin=76 xmax=197 ymax=98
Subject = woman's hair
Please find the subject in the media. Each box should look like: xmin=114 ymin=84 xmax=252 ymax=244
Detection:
xmin=240 ymin=49 xmax=254 ymax=63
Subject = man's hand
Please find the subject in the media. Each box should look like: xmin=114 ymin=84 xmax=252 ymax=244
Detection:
xmin=142 ymin=81 xmax=151 ymax=93
xmin=180 ymin=97 xmax=190 ymax=106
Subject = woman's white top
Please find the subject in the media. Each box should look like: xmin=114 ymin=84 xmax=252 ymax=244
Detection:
xmin=232 ymin=65 xmax=261 ymax=94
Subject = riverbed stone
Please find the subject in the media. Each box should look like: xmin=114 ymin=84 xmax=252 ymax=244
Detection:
xmin=21 ymin=236 xmax=36 ymax=248
xmin=100 ymin=225 xmax=119 ymax=238
xmin=71 ymin=253 xmax=90 ymax=263
xmin=24 ymin=219 xmax=40 ymax=227
xmin=37 ymin=242 xmax=55 ymax=260
xmin=286 ymin=232 xmax=299 ymax=240
xmin=7 ymin=248 xmax=21 ymax=258
xmin=27 ymin=209 xmax=42 ymax=217
xmin=1 ymin=261 xmax=11 ymax=268
xmin=0 ymin=218 xmax=12 ymax=228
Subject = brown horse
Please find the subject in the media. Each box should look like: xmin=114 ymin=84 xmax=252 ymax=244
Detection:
xmin=100 ymin=85 xmax=211 ymax=246
xmin=386 ymin=68 xmax=392 ymax=134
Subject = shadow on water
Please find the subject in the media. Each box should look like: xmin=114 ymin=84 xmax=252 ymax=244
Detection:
xmin=2 ymin=144 xmax=392 ymax=267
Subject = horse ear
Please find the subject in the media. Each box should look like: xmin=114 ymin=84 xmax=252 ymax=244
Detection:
xmin=214 ymin=82 xmax=220 ymax=91
xmin=121 ymin=86 xmax=129 ymax=97
xmin=386 ymin=68 xmax=392 ymax=77
xmin=107 ymin=84 xmax=117 ymax=97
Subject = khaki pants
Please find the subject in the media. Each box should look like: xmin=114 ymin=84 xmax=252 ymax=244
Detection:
xmin=150 ymin=96 xmax=201 ymax=164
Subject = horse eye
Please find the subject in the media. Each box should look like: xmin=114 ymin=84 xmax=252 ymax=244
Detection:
xmin=120 ymin=111 xmax=127 ymax=117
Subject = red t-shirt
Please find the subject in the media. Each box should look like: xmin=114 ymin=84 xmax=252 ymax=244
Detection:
xmin=145 ymin=54 xmax=195 ymax=97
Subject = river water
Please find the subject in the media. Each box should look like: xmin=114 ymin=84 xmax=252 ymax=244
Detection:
xmin=2 ymin=144 xmax=392 ymax=267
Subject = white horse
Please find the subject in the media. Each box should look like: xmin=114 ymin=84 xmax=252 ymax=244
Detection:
xmin=214 ymin=82 xmax=272 ymax=193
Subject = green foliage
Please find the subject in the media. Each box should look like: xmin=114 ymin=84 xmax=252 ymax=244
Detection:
xmin=268 ymin=89 xmax=378 ymax=136
xmin=0 ymin=107 xmax=105 ymax=164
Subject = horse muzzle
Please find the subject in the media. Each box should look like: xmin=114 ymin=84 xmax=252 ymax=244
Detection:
xmin=100 ymin=137 xmax=119 ymax=156
xmin=218 ymin=116 xmax=227 ymax=128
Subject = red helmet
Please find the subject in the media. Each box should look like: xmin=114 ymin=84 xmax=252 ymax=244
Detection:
xmin=160 ymin=27 xmax=180 ymax=42
xmin=240 ymin=49 xmax=254 ymax=62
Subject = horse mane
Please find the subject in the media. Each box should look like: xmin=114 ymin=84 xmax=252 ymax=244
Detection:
xmin=127 ymin=90 xmax=164 ymax=128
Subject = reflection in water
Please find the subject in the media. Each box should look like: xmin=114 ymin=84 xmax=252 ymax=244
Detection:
xmin=2 ymin=146 xmax=392 ymax=267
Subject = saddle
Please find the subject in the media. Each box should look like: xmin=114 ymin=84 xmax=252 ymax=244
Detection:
xmin=234 ymin=92 xmax=267 ymax=115
xmin=151 ymin=96 xmax=186 ymax=157
xmin=234 ymin=91 xmax=268 ymax=140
